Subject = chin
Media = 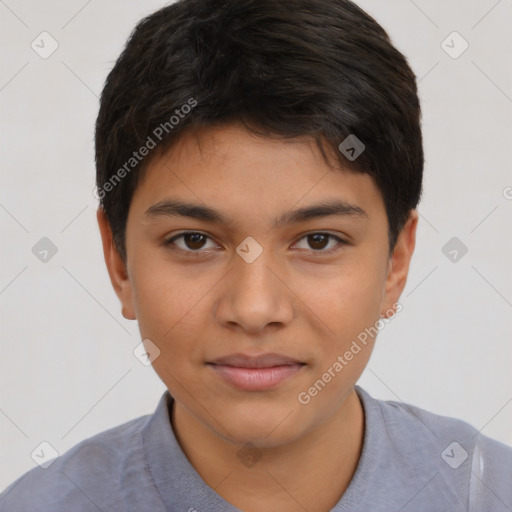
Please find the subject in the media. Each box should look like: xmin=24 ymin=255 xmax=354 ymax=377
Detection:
xmin=211 ymin=403 xmax=307 ymax=448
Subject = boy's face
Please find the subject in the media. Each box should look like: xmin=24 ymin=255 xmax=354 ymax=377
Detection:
xmin=98 ymin=123 xmax=417 ymax=447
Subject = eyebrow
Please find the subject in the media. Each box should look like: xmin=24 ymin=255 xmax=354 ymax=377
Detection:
xmin=144 ymin=198 xmax=368 ymax=229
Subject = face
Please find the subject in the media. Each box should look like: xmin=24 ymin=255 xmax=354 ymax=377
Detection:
xmin=98 ymin=123 xmax=417 ymax=448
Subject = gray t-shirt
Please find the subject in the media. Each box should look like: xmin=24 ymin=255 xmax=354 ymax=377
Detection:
xmin=1 ymin=385 xmax=511 ymax=511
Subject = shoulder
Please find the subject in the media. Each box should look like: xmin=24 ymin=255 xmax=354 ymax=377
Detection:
xmin=0 ymin=414 xmax=154 ymax=512
xmin=356 ymin=386 xmax=512 ymax=510
xmin=372 ymin=388 xmax=512 ymax=455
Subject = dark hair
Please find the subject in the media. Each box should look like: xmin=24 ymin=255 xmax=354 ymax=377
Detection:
xmin=95 ymin=0 xmax=423 ymax=262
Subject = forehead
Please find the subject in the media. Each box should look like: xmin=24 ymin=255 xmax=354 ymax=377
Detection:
xmin=130 ymin=123 xmax=385 ymax=227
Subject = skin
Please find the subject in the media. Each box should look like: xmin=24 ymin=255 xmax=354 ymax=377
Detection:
xmin=97 ymin=122 xmax=418 ymax=512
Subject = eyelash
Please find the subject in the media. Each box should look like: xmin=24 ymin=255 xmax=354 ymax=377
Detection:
xmin=163 ymin=231 xmax=347 ymax=256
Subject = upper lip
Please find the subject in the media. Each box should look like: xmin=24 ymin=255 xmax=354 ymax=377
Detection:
xmin=208 ymin=353 xmax=304 ymax=368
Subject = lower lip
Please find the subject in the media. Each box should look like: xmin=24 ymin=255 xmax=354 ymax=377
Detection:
xmin=209 ymin=364 xmax=304 ymax=391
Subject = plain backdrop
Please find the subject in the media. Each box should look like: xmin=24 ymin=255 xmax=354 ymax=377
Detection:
xmin=1 ymin=0 xmax=511 ymax=490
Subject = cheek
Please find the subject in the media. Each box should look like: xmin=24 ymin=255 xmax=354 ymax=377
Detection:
xmin=130 ymin=259 xmax=208 ymax=356
xmin=301 ymin=263 xmax=384 ymax=335
xmin=298 ymin=265 xmax=385 ymax=392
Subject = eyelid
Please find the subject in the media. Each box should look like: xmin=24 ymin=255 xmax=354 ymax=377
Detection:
xmin=164 ymin=231 xmax=220 ymax=253
xmin=164 ymin=230 xmax=347 ymax=255
xmin=291 ymin=232 xmax=346 ymax=254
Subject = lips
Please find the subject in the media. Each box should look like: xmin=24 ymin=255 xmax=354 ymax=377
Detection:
xmin=210 ymin=353 xmax=303 ymax=368
xmin=207 ymin=353 xmax=305 ymax=391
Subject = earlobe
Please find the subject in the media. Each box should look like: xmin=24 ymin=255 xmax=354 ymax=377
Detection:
xmin=96 ymin=207 xmax=136 ymax=320
xmin=380 ymin=210 xmax=418 ymax=316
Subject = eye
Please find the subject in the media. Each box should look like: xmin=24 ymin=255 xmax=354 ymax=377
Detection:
xmin=164 ymin=232 xmax=218 ymax=253
xmin=164 ymin=231 xmax=346 ymax=255
xmin=293 ymin=232 xmax=346 ymax=254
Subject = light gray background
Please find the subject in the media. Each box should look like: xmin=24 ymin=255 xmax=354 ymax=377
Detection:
xmin=1 ymin=0 xmax=511 ymax=490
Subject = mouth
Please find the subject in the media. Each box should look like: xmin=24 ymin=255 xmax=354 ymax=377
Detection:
xmin=207 ymin=353 xmax=306 ymax=391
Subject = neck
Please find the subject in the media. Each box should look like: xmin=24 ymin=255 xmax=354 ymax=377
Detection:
xmin=172 ymin=390 xmax=365 ymax=512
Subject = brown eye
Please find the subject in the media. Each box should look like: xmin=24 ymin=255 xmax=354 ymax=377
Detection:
xmin=294 ymin=233 xmax=345 ymax=254
xmin=183 ymin=233 xmax=207 ymax=250
xmin=307 ymin=234 xmax=329 ymax=250
xmin=165 ymin=232 xmax=217 ymax=253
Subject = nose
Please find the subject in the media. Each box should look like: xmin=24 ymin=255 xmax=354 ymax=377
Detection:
xmin=215 ymin=245 xmax=295 ymax=334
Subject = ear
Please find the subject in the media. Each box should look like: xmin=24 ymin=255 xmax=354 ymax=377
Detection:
xmin=380 ymin=209 xmax=418 ymax=317
xmin=96 ymin=207 xmax=136 ymax=320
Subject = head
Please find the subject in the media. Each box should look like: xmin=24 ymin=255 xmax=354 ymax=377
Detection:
xmin=96 ymin=0 xmax=422 ymax=446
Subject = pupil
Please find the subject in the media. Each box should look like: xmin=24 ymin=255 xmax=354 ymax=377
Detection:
xmin=309 ymin=234 xmax=328 ymax=250
xmin=186 ymin=233 xmax=205 ymax=249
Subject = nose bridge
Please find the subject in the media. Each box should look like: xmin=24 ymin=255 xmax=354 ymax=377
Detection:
xmin=233 ymin=236 xmax=281 ymax=300
xmin=216 ymin=236 xmax=294 ymax=331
